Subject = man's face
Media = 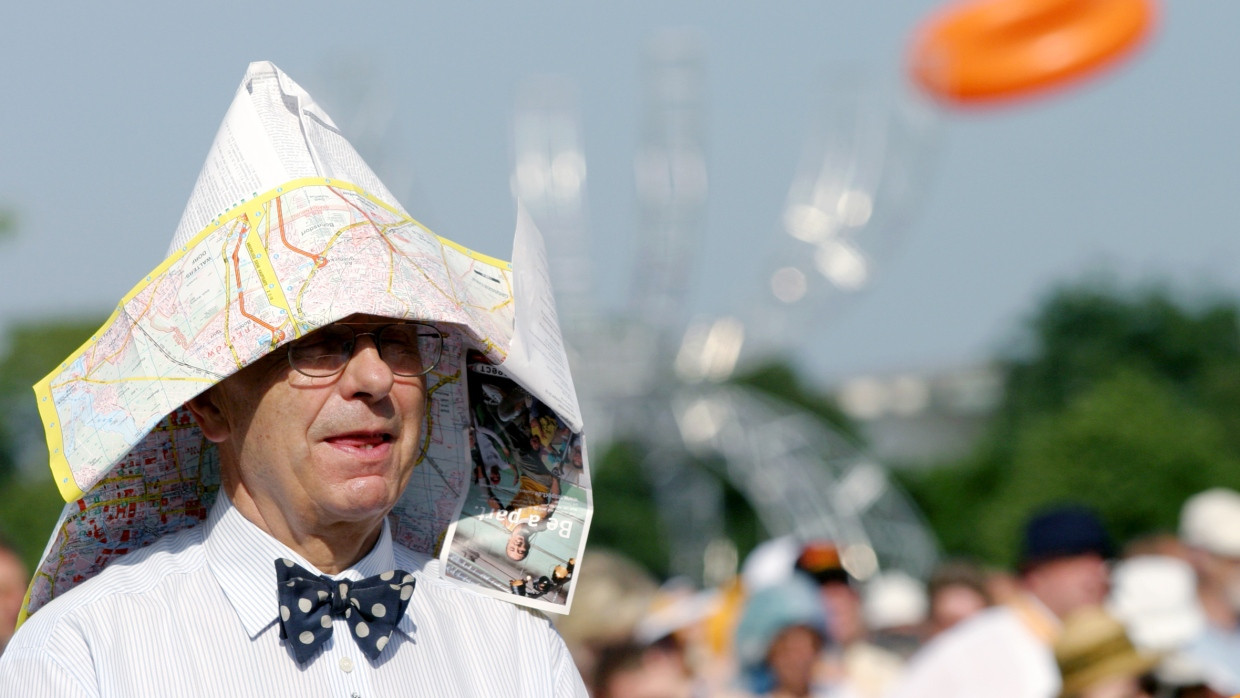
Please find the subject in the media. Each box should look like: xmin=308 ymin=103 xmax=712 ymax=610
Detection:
xmin=1077 ymin=676 xmax=1148 ymax=698
xmin=1197 ymin=550 xmax=1240 ymax=609
xmin=506 ymin=528 xmax=531 ymax=561
xmin=820 ymin=581 xmax=865 ymax=646
xmin=191 ymin=315 xmax=428 ymax=533
xmin=930 ymin=584 xmax=988 ymax=635
xmin=1027 ymin=553 xmax=1109 ymax=619
xmin=765 ymin=625 xmax=822 ymax=695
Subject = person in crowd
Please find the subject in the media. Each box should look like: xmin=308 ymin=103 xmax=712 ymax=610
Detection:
xmin=1053 ymin=606 xmax=1157 ymax=698
xmin=734 ymin=573 xmax=852 ymax=698
xmin=0 ymin=536 xmax=27 ymax=656
xmin=553 ymin=550 xmax=663 ymax=688
xmin=924 ymin=559 xmax=993 ymax=637
xmin=591 ymin=639 xmax=699 ymax=698
xmin=860 ymin=570 xmax=927 ymax=661
xmin=795 ymin=542 xmax=867 ymax=650
xmin=1178 ymin=488 xmax=1240 ymax=633
xmin=0 ymin=61 xmax=587 ymax=696
xmin=1108 ymin=554 xmax=1240 ymax=697
xmin=887 ymin=503 xmax=1113 ymax=698
xmin=792 ymin=541 xmax=896 ymax=697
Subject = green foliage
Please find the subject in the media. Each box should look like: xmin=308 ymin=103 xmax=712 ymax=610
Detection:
xmin=899 ymin=278 xmax=1240 ymax=569
xmin=0 ymin=209 xmax=15 ymax=241
xmin=588 ymin=441 xmax=769 ymax=581
xmin=0 ymin=476 xmax=65 ymax=572
xmin=587 ymin=440 xmax=671 ymax=578
xmin=716 ymin=461 xmax=765 ymax=565
xmin=999 ymin=281 xmax=1240 ymax=429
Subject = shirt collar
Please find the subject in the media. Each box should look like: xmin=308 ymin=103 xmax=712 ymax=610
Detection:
xmin=204 ymin=493 xmax=409 ymax=639
xmin=1009 ymin=592 xmax=1063 ymax=644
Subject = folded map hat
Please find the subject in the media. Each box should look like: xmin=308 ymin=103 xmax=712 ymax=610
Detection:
xmin=22 ymin=61 xmax=589 ymax=621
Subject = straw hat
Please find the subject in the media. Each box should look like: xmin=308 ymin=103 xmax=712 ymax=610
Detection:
xmin=1055 ymin=606 xmax=1159 ymax=697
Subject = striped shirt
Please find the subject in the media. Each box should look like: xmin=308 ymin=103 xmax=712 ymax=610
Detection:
xmin=0 ymin=495 xmax=587 ymax=697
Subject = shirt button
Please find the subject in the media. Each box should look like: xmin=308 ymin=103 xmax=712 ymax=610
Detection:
xmin=339 ymin=657 xmax=354 ymax=673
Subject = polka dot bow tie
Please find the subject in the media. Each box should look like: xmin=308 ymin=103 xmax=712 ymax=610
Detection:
xmin=275 ymin=558 xmax=416 ymax=664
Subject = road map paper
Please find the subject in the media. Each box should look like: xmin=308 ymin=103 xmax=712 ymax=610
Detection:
xmin=22 ymin=61 xmax=590 ymax=622
xmin=440 ymin=349 xmax=591 ymax=613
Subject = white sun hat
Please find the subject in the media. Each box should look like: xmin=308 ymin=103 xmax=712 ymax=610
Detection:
xmin=1106 ymin=554 xmax=1206 ymax=652
xmin=863 ymin=570 xmax=928 ymax=631
xmin=1179 ymin=488 xmax=1240 ymax=557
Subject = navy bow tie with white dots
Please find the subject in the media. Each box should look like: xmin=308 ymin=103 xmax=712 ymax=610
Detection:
xmin=275 ymin=558 xmax=416 ymax=664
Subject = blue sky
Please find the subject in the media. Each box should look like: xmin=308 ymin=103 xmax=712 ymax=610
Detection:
xmin=2 ymin=1 xmax=1238 ymax=386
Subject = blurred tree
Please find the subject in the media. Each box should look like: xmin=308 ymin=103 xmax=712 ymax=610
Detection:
xmin=998 ymin=281 xmax=1240 ymax=434
xmin=898 ymin=278 xmax=1240 ymax=568
xmin=0 ymin=208 xmax=15 ymax=241
xmin=0 ymin=477 xmax=66 ymax=572
xmin=0 ymin=317 xmax=102 ymax=570
xmin=588 ymin=440 xmax=670 ymax=577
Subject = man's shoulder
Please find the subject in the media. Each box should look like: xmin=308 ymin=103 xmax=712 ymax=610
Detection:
xmin=890 ymin=605 xmax=1055 ymax=698
xmin=916 ymin=605 xmax=1025 ymax=656
xmin=948 ymin=604 xmax=1021 ymax=633
xmin=11 ymin=524 xmax=207 ymax=645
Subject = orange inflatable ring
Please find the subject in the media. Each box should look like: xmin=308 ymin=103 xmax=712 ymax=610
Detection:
xmin=908 ymin=0 xmax=1156 ymax=104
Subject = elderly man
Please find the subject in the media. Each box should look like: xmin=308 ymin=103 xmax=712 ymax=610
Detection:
xmin=887 ymin=504 xmax=1112 ymax=698
xmin=0 ymin=62 xmax=588 ymax=696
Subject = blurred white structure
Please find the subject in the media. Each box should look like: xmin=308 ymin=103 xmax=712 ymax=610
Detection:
xmin=514 ymin=32 xmax=941 ymax=585
xmin=833 ymin=364 xmax=1003 ymax=466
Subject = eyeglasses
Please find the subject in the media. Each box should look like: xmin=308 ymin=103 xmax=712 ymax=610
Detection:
xmin=286 ymin=322 xmax=443 ymax=378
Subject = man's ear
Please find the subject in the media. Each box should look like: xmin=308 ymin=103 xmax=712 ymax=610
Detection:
xmin=186 ymin=389 xmax=231 ymax=443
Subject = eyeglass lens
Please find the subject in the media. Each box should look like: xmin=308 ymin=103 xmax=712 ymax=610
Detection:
xmin=288 ymin=324 xmax=442 ymax=377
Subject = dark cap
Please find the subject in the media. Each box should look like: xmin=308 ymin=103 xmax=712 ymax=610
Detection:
xmin=1020 ymin=504 xmax=1113 ymax=570
xmin=794 ymin=541 xmax=851 ymax=586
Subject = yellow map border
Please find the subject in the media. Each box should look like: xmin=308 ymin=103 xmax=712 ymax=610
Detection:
xmin=34 ymin=177 xmax=511 ymax=502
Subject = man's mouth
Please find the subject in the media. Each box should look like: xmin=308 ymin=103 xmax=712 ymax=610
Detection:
xmin=326 ymin=432 xmax=394 ymax=450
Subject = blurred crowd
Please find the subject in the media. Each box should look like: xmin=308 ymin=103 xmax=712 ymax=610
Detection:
xmin=3 ymin=489 xmax=1240 ymax=697
xmin=553 ymin=488 xmax=1240 ymax=698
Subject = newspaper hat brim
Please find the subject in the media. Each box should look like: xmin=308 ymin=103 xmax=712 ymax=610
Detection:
xmin=22 ymin=62 xmax=588 ymax=621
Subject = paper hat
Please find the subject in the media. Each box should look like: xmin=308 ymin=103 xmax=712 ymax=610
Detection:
xmin=22 ymin=61 xmax=590 ymax=621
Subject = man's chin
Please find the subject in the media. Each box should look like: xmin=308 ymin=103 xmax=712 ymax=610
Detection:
xmin=331 ymin=479 xmax=401 ymax=522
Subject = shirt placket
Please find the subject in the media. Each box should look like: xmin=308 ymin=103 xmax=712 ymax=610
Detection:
xmin=320 ymin=618 xmax=374 ymax=698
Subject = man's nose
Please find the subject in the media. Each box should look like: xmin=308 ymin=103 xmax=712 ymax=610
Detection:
xmin=341 ymin=335 xmax=395 ymax=399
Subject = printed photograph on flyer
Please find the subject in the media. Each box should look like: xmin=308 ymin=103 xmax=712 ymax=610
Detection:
xmin=440 ymin=349 xmax=591 ymax=613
